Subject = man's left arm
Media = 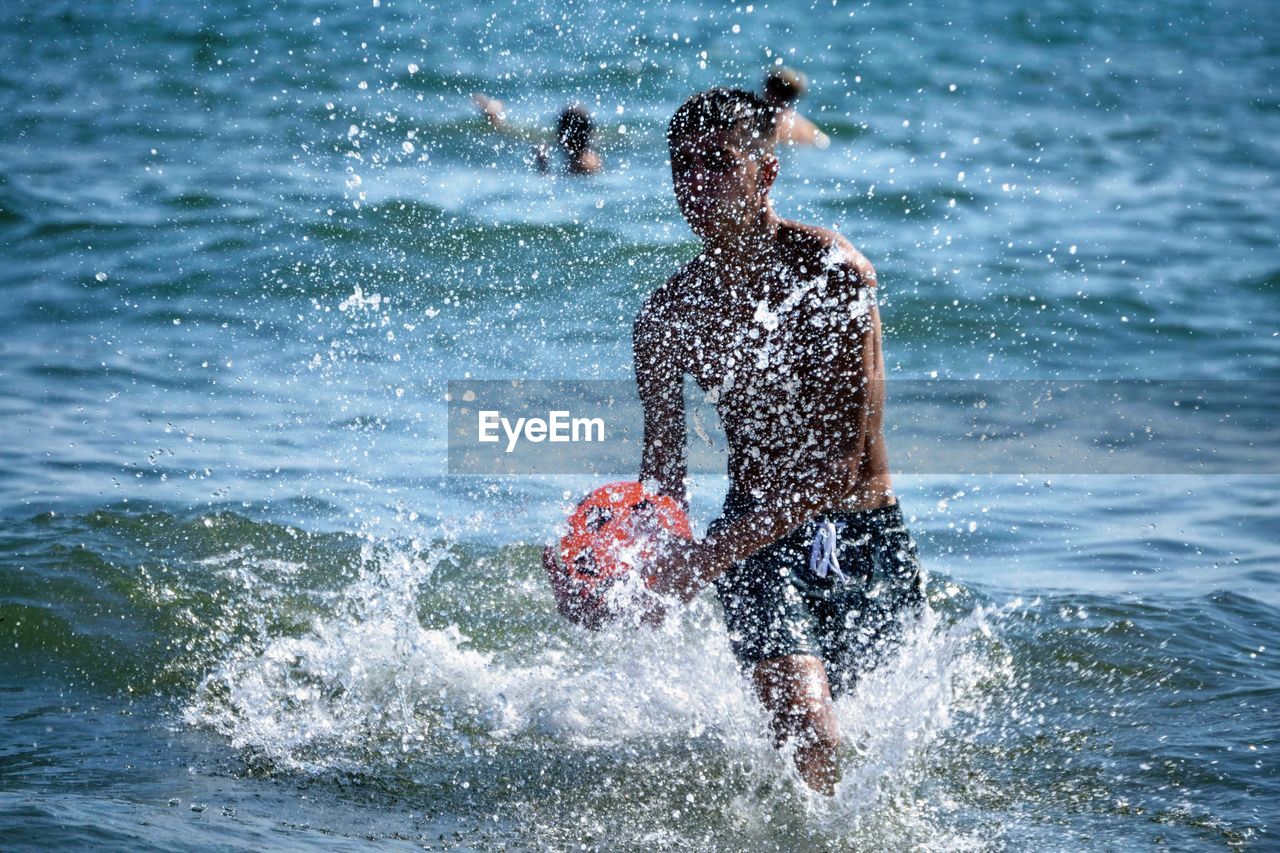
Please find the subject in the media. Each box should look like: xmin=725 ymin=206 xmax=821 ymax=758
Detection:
xmin=805 ymin=252 xmax=882 ymax=490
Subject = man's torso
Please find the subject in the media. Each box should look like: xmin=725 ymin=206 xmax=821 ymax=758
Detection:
xmin=646 ymin=220 xmax=894 ymax=510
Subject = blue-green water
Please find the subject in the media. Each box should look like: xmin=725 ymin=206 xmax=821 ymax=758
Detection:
xmin=2 ymin=0 xmax=1277 ymax=849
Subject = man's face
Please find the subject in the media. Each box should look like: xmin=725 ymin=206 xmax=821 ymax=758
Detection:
xmin=670 ymin=129 xmax=773 ymax=240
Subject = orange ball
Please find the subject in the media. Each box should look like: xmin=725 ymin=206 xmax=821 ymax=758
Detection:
xmin=558 ymin=481 xmax=692 ymax=600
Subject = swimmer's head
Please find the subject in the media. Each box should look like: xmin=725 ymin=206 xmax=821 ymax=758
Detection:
xmin=667 ymin=88 xmax=779 ymax=240
xmin=763 ymin=67 xmax=808 ymax=107
xmin=557 ymin=105 xmax=595 ymax=155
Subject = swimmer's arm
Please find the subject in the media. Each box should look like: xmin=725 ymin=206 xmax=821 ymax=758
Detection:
xmin=471 ymin=93 xmax=546 ymax=144
xmin=776 ymin=108 xmax=830 ymax=149
xmin=472 ymin=93 xmax=509 ymax=131
xmin=633 ymin=307 xmax=689 ymax=509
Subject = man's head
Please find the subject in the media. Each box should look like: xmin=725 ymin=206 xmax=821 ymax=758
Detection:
xmin=762 ymin=67 xmax=808 ymax=108
xmin=557 ymin=105 xmax=595 ymax=156
xmin=667 ymin=88 xmax=779 ymax=241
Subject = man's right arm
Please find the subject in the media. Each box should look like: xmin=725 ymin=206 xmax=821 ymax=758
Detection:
xmin=542 ymin=292 xmax=687 ymax=629
xmin=633 ymin=299 xmax=689 ymax=509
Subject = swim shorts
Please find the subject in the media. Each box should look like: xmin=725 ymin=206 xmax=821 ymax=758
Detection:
xmin=709 ymin=493 xmax=927 ymax=696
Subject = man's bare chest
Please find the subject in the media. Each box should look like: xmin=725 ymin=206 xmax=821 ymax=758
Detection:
xmin=679 ymin=278 xmax=847 ymax=406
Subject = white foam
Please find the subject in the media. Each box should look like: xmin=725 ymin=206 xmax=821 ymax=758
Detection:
xmin=185 ymin=540 xmax=1010 ymax=846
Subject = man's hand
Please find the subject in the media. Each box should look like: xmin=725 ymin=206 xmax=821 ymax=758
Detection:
xmin=645 ymin=535 xmax=711 ymax=603
xmin=542 ymin=544 xmax=672 ymax=629
xmin=542 ymin=544 xmax=607 ymax=630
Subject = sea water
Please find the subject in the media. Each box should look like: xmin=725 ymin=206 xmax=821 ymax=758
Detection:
xmin=1 ymin=0 xmax=1277 ymax=848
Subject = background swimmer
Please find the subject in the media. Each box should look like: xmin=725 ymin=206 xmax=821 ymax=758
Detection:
xmin=472 ymin=94 xmax=604 ymax=174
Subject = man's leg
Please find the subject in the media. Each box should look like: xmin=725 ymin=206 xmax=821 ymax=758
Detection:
xmin=752 ymin=654 xmax=841 ymax=795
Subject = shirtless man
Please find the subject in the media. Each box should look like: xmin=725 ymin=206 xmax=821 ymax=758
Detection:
xmin=544 ymin=89 xmax=925 ymax=794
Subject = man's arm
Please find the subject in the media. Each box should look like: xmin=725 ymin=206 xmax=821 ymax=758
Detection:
xmin=540 ymin=294 xmax=688 ymax=629
xmin=649 ymin=499 xmax=813 ymax=602
xmin=634 ymin=301 xmax=689 ymax=509
xmin=802 ymin=249 xmax=881 ymax=490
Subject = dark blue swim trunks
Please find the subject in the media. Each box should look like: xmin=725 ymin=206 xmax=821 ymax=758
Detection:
xmin=709 ymin=493 xmax=927 ymax=696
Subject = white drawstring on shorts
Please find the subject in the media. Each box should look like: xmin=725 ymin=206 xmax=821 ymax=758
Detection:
xmin=809 ymin=519 xmax=847 ymax=582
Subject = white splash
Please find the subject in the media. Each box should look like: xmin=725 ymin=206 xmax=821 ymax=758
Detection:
xmin=184 ymin=540 xmax=1009 ymax=847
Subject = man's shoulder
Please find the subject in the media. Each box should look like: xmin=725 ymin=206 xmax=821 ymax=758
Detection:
xmin=636 ymin=258 xmax=702 ymax=331
xmin=634 ymin=263 xmax=700 ymax=384
xmin=779 ymin=221 xmax=876 ymax=289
